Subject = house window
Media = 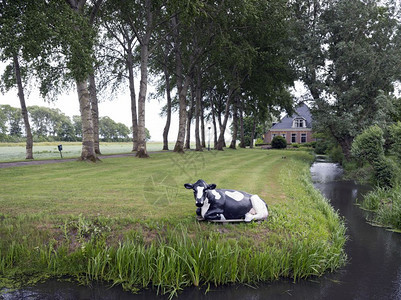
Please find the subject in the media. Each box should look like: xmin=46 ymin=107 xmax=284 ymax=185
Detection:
xmin=301 ymin=133 xmax=307 ymax=143
xmin=291 ymin=133 xmax=296 ymax=143
xmin=294 ymin=118 xmax=305 ymax=128
xmin=272 ymin=134 xmax=276 ymax=141
xmin=282 ymin=134 xmax=286 ymax=139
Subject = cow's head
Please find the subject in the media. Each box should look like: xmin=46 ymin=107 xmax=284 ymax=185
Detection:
xmin=184 ymin=179 xmax=216 ymax=207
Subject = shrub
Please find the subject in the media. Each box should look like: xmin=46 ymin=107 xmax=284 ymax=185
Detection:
xmin=314 ymin=140 xmax=329 ymax=154
xmin=351 ymin=125 xmax=384 ymax=164
xmin=255 ymin=138 xmax=265 ymax=146
xmin=328 ymin=145 xmax=344 ymax=164
xmin=373 ymin=157 xmax=396 ymax=188
xmin=389 ymin=122 xmax=401 ymax=161
xmin=291 ymin=143 xmax=300 ymax=148
xmin=271 ymin=136 xmax=287 ymax=149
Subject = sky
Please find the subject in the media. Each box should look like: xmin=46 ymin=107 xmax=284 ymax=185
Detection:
xmin=0 ymin=78 xmax=196 ymax=143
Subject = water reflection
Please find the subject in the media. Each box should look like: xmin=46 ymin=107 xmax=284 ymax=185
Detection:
xmin=2 ymin=162 xmax=401 ymax=299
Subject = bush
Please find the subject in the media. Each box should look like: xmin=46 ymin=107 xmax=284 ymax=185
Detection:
xmin=255 ymin=138 xmax=265 ymax=146
xmin=315 ymin=140 xmax=329 ymax=154
xmin=373 ymin=157 xmax=396 ymax=188
xmin=328 ymin=145 xmax=344 ymax=164
xmin=271 ymin=136 xmax=287 ymax=149
xmin=351 ymin=125 xmax=384 ymax=164
xmin=291 ymin=143 xmax=300 ymax=148
xmin=389 ymin=122 xmax=401 ymax=161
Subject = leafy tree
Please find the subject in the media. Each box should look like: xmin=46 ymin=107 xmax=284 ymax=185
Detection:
xmin=72 ymin=115 xmax=82 ymax=140
xmin=293 ymin=0 xmax=401 ymax=159
xmin=0 ymin=0 xmax=47 ymax=158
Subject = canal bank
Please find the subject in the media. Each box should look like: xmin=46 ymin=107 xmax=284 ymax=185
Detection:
xmin=4 ymin=159 xmax=399 ymax=299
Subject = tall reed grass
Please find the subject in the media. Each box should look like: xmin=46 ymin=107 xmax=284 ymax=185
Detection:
xmin=361 ymin=187 xmax=401 ymax=231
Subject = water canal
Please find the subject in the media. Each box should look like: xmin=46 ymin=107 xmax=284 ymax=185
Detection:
xmin=2 ymin=161 xmax=401 ymax=299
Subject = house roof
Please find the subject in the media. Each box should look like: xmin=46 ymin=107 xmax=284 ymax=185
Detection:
xmin=271 ymin=103 xmax=312 ymax=130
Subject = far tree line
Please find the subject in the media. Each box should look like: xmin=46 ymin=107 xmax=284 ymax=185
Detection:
xmin=1 ymin=0 xmax=401 ymax=162
xmin=0 ymin=104 xmax=150 ymax=143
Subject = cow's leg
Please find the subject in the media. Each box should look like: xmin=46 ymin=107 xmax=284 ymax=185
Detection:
xmin=245 ymin=195 xmax=268 ymax=222
xmin=204 ymin=207 xmax=224 ymax=221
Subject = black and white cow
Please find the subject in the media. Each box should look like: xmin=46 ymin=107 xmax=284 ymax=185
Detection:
xmin=184 ymin=179 xmax=268 ymax=222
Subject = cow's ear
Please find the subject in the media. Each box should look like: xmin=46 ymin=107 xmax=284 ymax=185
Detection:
xmin=208 ymin=183 xmax=217 ymax=190
xmin=184 ymin=183 xmax=193 ymax=189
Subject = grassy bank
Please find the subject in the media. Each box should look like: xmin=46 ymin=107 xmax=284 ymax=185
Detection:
xmin=0 ymin=149 xmax=347 ymax=297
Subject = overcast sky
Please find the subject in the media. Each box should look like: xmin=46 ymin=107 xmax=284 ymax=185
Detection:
xmin=0 ymin=74 xmax=191 ymax=142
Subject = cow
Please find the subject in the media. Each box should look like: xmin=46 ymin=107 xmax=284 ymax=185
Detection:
xmin=184 ymin=179 xmax=268 ymax=222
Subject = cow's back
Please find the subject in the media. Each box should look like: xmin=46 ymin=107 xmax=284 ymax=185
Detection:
xmin=217 ymin=189 xmax=253 ymax=219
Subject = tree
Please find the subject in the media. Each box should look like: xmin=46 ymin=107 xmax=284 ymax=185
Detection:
xmin=0 ymin=1 xmax=47 ymax=158
xmin=100 ymin=0 xmax=140 ymax=152
xmin=292 ymin=0 xmax=401 ymax=159
xmin=64 ymin=1 xmax=102 ymax=161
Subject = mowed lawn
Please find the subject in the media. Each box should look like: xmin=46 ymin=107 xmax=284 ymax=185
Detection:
xmin=0 ymin=148 xmax=348 ymax=295
xmin=0 ymin=149 xmax=290 ymax=219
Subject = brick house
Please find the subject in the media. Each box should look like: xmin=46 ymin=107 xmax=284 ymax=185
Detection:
xmin=264 ymin=103 xmax=315 ymax=145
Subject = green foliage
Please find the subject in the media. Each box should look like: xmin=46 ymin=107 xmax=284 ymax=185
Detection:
xmin=351 ymin=125 xmax=384 ymax=164
xmin=362 ymin=187 xmax=401 ymax=231
xmin=271 ymin=136 xmax=287 ymax=149
xmin=328 ymin=145 xmax=344 ymax=164
xmin=351 ymin=125 xmax=396 ymax=188
xmin=372 ymin=157 xmax=396 ymax=188
xmin=389 ymin=122 xmax=401 ymax=161
xmin=255 ymin=138 xmax=265 ymax=145
xmin=294 ymin=0 xmax=401 ymax=159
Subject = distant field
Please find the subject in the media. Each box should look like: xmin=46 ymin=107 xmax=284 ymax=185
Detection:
xmin=0 ymin=142 xmax=176 ymax=162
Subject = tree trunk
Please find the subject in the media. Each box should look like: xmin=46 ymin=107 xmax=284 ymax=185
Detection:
xmin=195 ymin=70 xmax=202 ymax=151
xmin=211 ymin=99 xmax=218 ymax=149
xmin=250 ymin=117 xmax=256 ymax=149
xmin=239 ymin=99 xmax=245 ymax=148
xmin=77 ymin=80 xmax=97 ymax=161
xmin=162 ymin=62 xmax=172 ymax=151
xmin=229 ymin=95 xmax=238 ymax=149
xmin=127 ymin=48 xmax=139 ymax=152
xmin=337 ymin=135 xmax=353 ymax=162
xmin=172 ymin=15 xmax=191 ymax=153
xmin=200 ymin=100 xmax=206 ymax=148
xmin=217 ymin=107 xmax=226 ymax=148
xmin=174 ymin=77 xmax=190 ymax=153
xmin=14 ymin=54 xmax=33 ymax=160
xmin=185 ymin=87 xmax=194 ymax=149
xmin=136 ymin=41 xmax=150 ymax=158
xmin=67 ymin=0 xmax=98 ymax=162
xmin=216 ymin=90 xmax=234 ymax=150
xmin=89 ymin=73 xmax=101 ymax=154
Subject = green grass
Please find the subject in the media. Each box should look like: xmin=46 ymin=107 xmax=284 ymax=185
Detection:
xmin=0 ymin=142 xmax=176 ymax=162
xmin=361 ymin=187 xmax=401 ymax=231
xmin=0 ymin=149 xmax=347 ymax=297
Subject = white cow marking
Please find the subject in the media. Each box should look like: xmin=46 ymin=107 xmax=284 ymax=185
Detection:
xmin=201 ymin=198 xmax=210 ymax=218
xmin=196 ymin=186 xmax=204 ymax=199
xmin=225 ymin=191 xmax=244 ymax=201
xmin=211 ymin=190 xmax=221 ymax=199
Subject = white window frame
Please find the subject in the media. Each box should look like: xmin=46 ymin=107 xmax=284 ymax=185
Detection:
xmin=293 ymin=118 xmax=306 ymax=128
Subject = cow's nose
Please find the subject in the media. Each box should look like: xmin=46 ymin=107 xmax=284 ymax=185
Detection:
xmin=196 ymin=202 xmax=203 ymax=207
